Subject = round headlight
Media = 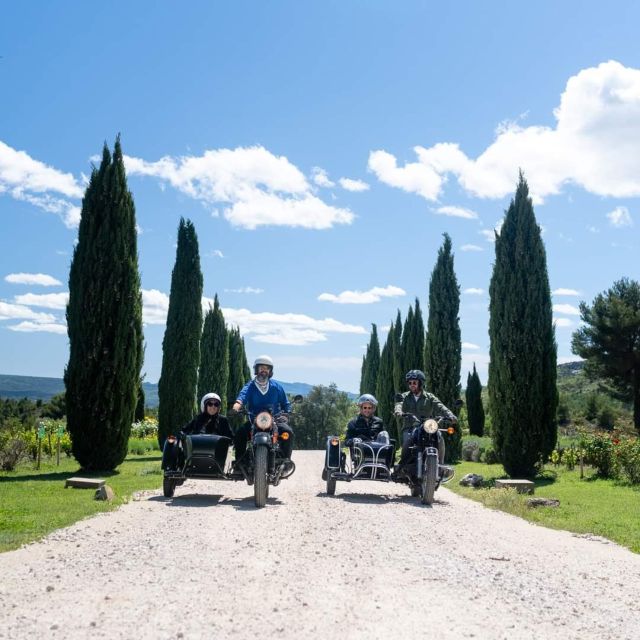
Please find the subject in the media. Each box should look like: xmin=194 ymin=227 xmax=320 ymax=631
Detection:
xmin=255 ymin=411 xmax=273 ymax=431
xmin=422 ymin=419 xmax=438 ymax=434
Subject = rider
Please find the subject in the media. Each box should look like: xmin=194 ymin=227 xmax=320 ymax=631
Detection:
xmin=394 ymin=370 xmax=456 ymax=473
xmin=182 ymin=392 xmax=233 ymax=438
xmin=344 ymin=394 xmax=389 ymax=445
xmin=232 ymin=355 xmax=293 ymax=464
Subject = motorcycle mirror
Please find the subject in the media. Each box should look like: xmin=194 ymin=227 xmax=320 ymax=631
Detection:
xmin=394 ymin=393 xmax=403 ymax=402
xmin=292 ymin=394 xmax=304 ymax=403
xmin=454 ymin=399 xmax=464 ymax=408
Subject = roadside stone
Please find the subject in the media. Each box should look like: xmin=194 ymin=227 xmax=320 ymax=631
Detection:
xmin=95 ymin=485 xmax=115 ymax=501
xmin=459 ymin=473 xmax=484 ymax=488
xmin=527 ymin=498 xmax=560 ymax=508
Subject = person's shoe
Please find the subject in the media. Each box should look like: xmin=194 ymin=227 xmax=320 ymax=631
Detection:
xmin=392 ymin=464 xmax=406 ymax=480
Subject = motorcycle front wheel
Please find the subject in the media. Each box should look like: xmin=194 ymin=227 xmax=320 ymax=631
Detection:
xmin=163 ymin=477 xmax=176 ymax=498
xmin=254 ymin=446 xmax=269 ymax=508
xmin=421 ymin=455 xmax=437 ymax=505
xmin=326 ymin=470 xmax=337 ymax=496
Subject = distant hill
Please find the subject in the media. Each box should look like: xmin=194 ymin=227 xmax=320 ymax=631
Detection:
xmin=0 ymin=374 xmax=346 ymax=407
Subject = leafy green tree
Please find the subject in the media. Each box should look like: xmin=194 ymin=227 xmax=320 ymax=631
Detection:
xmin=65 ymin=137 xmax=143 ymax=471
xmin=424 ymin=233 xmax=462 ymax=462
xmin=572 ymin=278 xmax=640 ymax=434
xmin=360 ymin=324 xmax=380 ymax=395
xmin=157 ymin=218 xmax=203 ymax=447
xmin=42 ymin=393 xmax=66 ymax=420
xmin=294 ymin=384 xmax=352 ymax=449
xmin=465 ymin=364 xmax=485 ymax=436
xmin=135 ymin=380 xmax=145 ymax=422
xmin=584 ymin=394 xmax=600 ymax=422
xmin=376 ymin=324 xmax=396 ymax=431
xmin=197 ymin=295 xmax=229 ymax=403
xmin=488 ymin=173 xmax=557 ymax=478
xmin=241 ymin=337 xmax=251 ymax=383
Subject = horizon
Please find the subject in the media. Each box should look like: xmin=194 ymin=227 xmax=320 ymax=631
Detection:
xmin=1 ymin=3 xmax=638 ymax=393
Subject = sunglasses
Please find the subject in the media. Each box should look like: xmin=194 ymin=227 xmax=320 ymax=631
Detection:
xmin=206 ymin=401 xmax=221 ymax=408
xmin=408 ymin=380 xmax=420 ymax=385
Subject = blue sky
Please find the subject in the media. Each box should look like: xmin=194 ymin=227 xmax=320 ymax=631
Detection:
xmin=1 ymin=2 xmax=639 ymax=394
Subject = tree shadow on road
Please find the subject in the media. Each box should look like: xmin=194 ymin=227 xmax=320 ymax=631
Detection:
xmin=148 ymin=493 xmax=283 ymax=510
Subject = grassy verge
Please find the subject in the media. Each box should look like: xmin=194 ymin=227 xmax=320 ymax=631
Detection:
xmin=0 ymin=452 xmax=162 ymax=553
xmin=449 ymin=460 xmax=640 ymax=554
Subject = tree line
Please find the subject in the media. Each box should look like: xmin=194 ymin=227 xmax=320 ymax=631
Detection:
xmin=62 ymin=138 xmax=640 ymax=476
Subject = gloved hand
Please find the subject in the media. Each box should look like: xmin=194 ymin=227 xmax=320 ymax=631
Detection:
xmin=352 ymin=437 xmax=362 ymax=444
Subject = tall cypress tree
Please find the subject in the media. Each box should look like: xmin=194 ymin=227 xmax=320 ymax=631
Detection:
xmin=465 ymin=363 xmax=485 ymax=436
xmin=359 ymin=355 xmax=367 ymax=395
xmin=65 ymin=137 xmax=143 ymax=470
xmin=401 ymin=305 xmax=415 ymax=374
xmin=241 ymin=337 xmax=251 ymax=383
xmin=412 ymin=297 xmax=425 ymax=370
xmin=361 ymin=324 xmax=380 ymax=395
xmin=424 ymin=233 xmax=462 ymax=462
xmin=376 ymin=322 xmax=396 ymax=430
xmin=227 ymin=327 xmax=245 ymax=407
xmin=488 ymin=173 xmax=557 ymax=478
xmin=197 ymin=295 xmax=229 ymax=403
xmin=392 ymin=310 xmax=404 ymax=392
xmin=157 ymin=218 xmax=203 ymax=446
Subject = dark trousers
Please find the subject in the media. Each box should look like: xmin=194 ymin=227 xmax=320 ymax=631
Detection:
xmin=234 ymin=422 xmax=294 ymax=460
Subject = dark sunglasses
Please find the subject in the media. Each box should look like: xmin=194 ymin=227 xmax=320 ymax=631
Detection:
xmin=206 ymin=401 xmax=221 ymax=408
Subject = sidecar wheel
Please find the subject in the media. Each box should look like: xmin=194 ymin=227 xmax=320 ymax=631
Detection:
xmin=421 ymin=456 xmax=437 ymax=505
xmin=326 ymin=470 xmax=337 ymax=496
xmin=254 ymin=447 xmax=268 ymax=508
xmin=163 ymin=477 xmax=176 ymax=498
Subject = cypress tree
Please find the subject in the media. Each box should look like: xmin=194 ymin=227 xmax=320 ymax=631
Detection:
xmin=361 ymin=324 xmax=381 ymax=395
xmin=197 ymin=294 xmax=229 ymax=403
xmin=465 ymin=364 xmax=485 ymax=436
xmin=157 ymin=218 xmax=203 ymax=446
xmin=376 ymin=323 xmax=396 ymax=430
xmin=488 ymin=173 xmax=557 ymax=478
xmin=424 ymin=233 xmax=462 ymax=462
xmin=241 ymin=337 xmax=251 ymax=383
xmin=227 ymin=327 xmax=245 ymax=407
xmin=65 ymin=137 xmax=143 ymax=470
xmin=135 ymin=378 xmax=145 ymax=422
xmin=359 ymin=355 xmax=367 ymax=395
xmin=401 ymin=305 xmax=415 ymax=374
xmin=392 ymin=311 xmax=404 ymax=391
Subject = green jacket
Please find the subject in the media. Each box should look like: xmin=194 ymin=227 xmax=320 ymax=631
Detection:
xmin=394 ymin=390 xmax=455 ymax=432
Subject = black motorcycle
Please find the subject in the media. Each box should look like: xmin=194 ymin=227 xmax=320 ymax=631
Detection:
xmin=395 ymin=411 xmax=456 ymax=505
xmin=161 ymin=395 xmax=302 ymax=508
xmin=323 ymin=433 xmax=396 ymax=496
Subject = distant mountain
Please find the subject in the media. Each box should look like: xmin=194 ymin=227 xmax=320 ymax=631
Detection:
xmin=0 ymin=374 xmax=352 ymax=407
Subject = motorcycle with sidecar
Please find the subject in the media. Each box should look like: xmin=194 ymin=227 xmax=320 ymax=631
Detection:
xmin=161 ymin=395 xmax=302 ymax=508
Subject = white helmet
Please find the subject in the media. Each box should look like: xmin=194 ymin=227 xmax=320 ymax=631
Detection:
xmin=200 ymin=392 xmax=221 ymax=413
xmin=357 ymin=394 xmax=378 ymax=407
xmin=254 ymin=355 xmax=274 ymax=378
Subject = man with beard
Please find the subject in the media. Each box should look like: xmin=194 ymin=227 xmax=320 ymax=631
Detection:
xmin=232 ymin=355 xmax=293 ymax=466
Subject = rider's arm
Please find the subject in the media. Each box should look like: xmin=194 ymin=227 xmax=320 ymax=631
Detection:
xmin=233 ymin=381 xmax=252 ymax=412
xmin=429 ymin=394 xmax=456 ymax=423
xmin=278 ymin=383 xmax=291 ymax=414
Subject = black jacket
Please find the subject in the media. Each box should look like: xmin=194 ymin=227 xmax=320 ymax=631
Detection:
xmin=344 ymin=415 xmax=385 ymax=445
xmin=182 ymin=413 xmax=233 ymax=439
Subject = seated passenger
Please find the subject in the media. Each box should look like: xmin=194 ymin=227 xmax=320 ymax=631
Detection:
xmin=182 ymin=392 xmax=233 ymax=439
xmin=345 ymin=394 xmax=390 ymax=446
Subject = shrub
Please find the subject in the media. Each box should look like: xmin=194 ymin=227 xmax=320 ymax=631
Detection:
xmin=462 ymin=440 xmax=482 ymax=462
xmin=598 ymin=406 xmax=615 ymax=431
xmin=581 ymin=431 xmax=617 ymax=478
xmin=130 ymin=418 xmax=158 ymax=439
xmin=615 ymin=437 xmax=640 ymax=485
xmin=483 ymin=447 xmax=500 ymax=464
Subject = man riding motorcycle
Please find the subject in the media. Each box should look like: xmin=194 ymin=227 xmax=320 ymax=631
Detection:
xmin=232 ymin=355 xmax=294 ymax=465
xmin=394 ymin=370 xmax=456 ymax=475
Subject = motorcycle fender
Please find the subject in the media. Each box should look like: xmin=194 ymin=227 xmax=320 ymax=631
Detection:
xmin=253 ymin=432 xmax=271 ymax=447
xmin=325 ymin=436 xmax=341 ymax=469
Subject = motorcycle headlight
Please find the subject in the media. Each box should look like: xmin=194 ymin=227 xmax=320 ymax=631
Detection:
xmin=255 ymin=411 xmax=273 ymax=431
xmin=422 ymin=419 xmax=438 ymax=434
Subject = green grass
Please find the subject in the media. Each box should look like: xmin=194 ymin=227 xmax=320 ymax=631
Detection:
xmin=450 ymin=460 xmax=640 ymax=553
xmin=0 ymin=452 xmax=162 ymax=553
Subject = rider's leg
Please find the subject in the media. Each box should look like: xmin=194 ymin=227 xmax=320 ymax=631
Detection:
xmin=398 ymin=429 xmax=413 ymax=466
xmin=233 ymin=422 xmax=251 ymax=461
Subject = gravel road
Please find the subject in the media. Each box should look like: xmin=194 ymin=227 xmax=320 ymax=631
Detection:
xmin=1 ymin=450 xmax=639 ymax=640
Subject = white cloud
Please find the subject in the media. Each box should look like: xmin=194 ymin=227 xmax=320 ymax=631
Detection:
xmin=0 ymin=140 xmax=82 ymax=227
xmin=126 ymin=146 xmax=354 ymax=230
xmin=13 ymin=292 xmax=68 ymax=310
xmin=339 ymin=177 xmax=370 ymax=192
xmin=207 ymin=249 xmax=224 ymax=258
xmin=553 ymin=288 xmax=581 ymax=296
xmin=553 ymin=303 xmax=581 ymax=316
xmin=434 ymin=205 xmax=479 ymax=219
xmin=369 ymin=61 xmax=640 ymax=203
xmin=224 ymin=287 xmax=264 ymax=294
xmin=311 ymin=167 xmax=335 ymax=188
xmin=7 ymin=321 xmax=67 ymax=334
xmin=462 ymin=342 xmax=480 ymax=350
xmin=554 ymin=317 xmax=574 ymax=328
xmin=463 ymin=288 xmax=484 ymax=295
xmin=276 ymin=355 xmax=363 ymax=370
xmin=5 ymin=273 xmax=62 ymax=287
xmin=0 ymin=301 xmax=56 ymax=323
xmin=460 ymin=244 xmax=483 ymax=252
xmin=587 ymin=225 xmax=600 ymax=233
xmin=318 ymin=285 xmax=406 ymax=304
xmin=140 ymin=288 xmax=366 ymax=345
xmin=606 ymin=205 xmax=633 ymax=227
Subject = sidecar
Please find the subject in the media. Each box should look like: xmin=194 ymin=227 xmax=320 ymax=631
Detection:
xmin=323 ymin=435 xmax=396 ymax=495
xmin=161 ymin=433 xmax=234 ymax=497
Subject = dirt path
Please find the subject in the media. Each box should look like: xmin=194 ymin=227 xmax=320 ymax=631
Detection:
xmin=1 ymin=451 xmax=638 ymax=639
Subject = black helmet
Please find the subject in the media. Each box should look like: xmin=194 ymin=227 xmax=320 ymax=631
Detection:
xmin=405 ymin=369 xmax=426 ymax=382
